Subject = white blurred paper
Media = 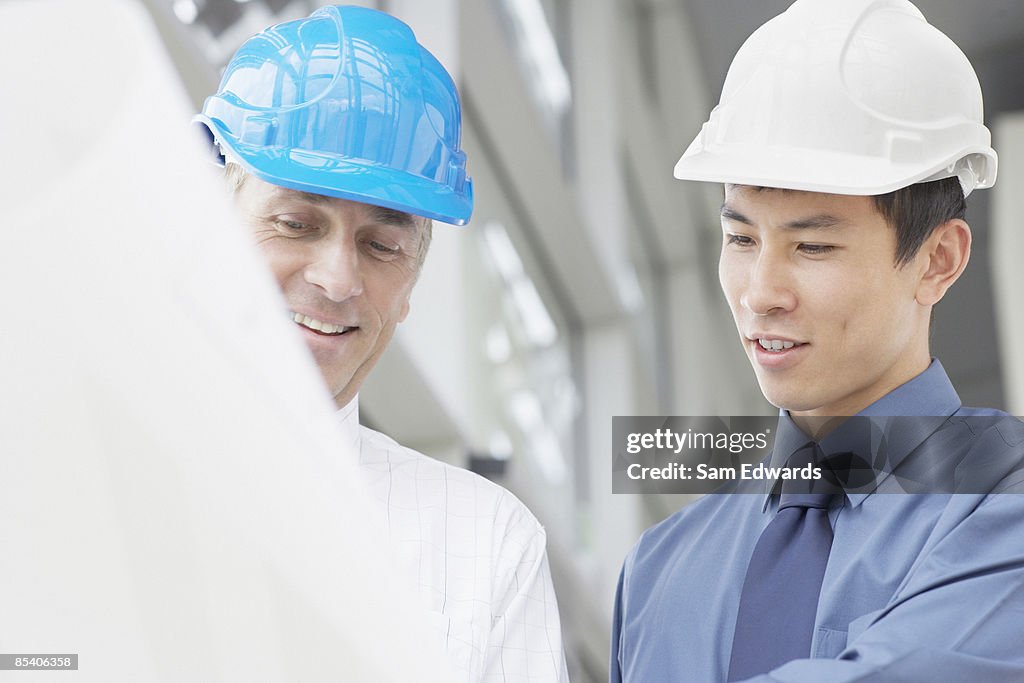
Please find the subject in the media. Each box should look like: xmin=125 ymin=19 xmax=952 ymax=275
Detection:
xmin=0 ymin=0 xmax=453 ymax=680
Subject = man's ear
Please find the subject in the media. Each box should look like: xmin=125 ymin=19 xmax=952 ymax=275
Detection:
xmin=915 ymin=219 xmax=971 ymax=307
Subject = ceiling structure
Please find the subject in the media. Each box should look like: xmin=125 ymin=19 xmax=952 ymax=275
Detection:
xmin=683 ymin=0 xmax=1024 ymax=96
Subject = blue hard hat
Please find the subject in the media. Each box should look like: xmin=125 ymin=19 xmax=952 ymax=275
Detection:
xmin=195 ymin=5 xmax=473 ymax=225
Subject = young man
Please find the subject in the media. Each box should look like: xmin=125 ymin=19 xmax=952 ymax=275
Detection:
xmin=195 ymin=6 xmax=568 ymax=681
xmin=612 ymin=0 xmax=1024 ymax=681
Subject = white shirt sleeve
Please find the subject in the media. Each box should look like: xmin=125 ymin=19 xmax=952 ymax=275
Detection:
xmin=483 ymin=495 xmax=570 ymax=683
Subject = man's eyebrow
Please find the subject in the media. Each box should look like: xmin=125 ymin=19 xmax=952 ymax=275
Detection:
xmin=270 ymin=189 xmax=419 ymax=228
xmin=292 ymin=190 xmax=331 ymax=205
xmin=720 ymin=205 xmax=752 ymax=225
xmin=719 ymin=205 xmax=846 ymax=230
xmin=267 ymin=188 xmax=331 ymax=206
xmin=782 ymin=214 xmax=846 ymax=230
xmin=369 ymin=206 xmax=419 ymax=230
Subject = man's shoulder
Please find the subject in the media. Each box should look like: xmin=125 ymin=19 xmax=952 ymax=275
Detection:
xmin=351 ymin=434 xmax=563 ymax=679
xmin=357 ymin=425 xmax=545 ymax=535
xmin=948 ymin=409 xmax=1023 ymax=449
xmin=627 ymin=492 xmax=763 ymax=573
xmin=946 ymin=410 xmax=1024 ymax=494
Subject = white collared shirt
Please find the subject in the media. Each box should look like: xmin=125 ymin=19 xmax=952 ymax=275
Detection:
xmin=337 ymin=399 xmax=569 ymax=682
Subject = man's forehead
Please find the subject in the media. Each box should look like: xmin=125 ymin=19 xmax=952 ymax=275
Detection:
xmin=720 ymin=185 xmax=882 ymax=229
xmin=263 ymin=184 xmax=422 ymax=229
xmin=724 ymin=184 xmax=830 ymax=200
xmin=723 ymin=184 xmax=874 ymax=209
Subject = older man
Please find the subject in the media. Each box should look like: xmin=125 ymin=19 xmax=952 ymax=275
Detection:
xmin=196 ymin=6 xmax=568 ymax=681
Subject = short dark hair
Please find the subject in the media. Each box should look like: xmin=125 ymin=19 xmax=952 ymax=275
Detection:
xmin=872 ymin=177 xmax=965 ymax=266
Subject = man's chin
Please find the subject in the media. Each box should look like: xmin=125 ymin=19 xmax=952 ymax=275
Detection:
xmin=322 ymin=359 xmax=382 ymax=410
xmin=755 ymin=380 xmax=817 ymax=414
xmin=322 ymin=372 xmax=360 ymax=409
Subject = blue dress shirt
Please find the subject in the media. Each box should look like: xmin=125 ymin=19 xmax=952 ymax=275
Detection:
xmin=611 ymin=360 xmax=1024 ymax=682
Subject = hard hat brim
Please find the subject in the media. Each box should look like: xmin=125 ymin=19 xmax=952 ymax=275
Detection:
xmin=673 ymin=143 xmax=997 ymax=196
xmin=196 ymin=117 xmax=473 ymax=226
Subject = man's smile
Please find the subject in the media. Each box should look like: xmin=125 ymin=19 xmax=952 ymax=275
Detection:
xmin=744 ymin=333 xmax=810 ymax=369
xmin=291 ymin=311 xmax=358 ymax=336
xmin=755 ymin=338 xmax=805 ymax=352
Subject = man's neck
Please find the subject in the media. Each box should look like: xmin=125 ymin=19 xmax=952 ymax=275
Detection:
xmin=789 ymin=351 xmax=932 ymax=440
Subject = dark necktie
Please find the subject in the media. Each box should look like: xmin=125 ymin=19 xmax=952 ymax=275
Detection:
xmin=727 ymin=446 xmax=835 ymax=681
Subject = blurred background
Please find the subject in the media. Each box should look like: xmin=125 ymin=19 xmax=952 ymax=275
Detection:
xmin=142 ymin=0 xmax=1024 ymax=678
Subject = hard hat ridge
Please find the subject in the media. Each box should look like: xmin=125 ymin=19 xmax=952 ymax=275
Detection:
xmin=674 ymin=0 xmax=997 ymax=196
xmin=195 ymin=5 xmax=473 ymax=225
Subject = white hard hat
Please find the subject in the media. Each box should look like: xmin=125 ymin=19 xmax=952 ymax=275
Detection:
xmin=673 ymin=0 xmax=997 ymax=196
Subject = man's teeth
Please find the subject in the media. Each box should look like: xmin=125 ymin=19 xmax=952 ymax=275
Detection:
xmin=758 ymin=338 xmax=796 ymax=352
xmin=292 ymin=312 xmax=350 ymax=335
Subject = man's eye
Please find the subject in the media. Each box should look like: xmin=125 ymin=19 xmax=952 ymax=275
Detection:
xmin=367 ymin=240 xmax=400 ymax=256
xmin=275 ymin=219 xmax=313 ymax=234
xmin=726 ymin=234 xmax=754 ymax=247
xmin=798 ymin=243 xmax=836 ymax=255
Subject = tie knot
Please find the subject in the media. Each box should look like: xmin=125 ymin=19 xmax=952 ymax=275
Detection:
xmin=778 ymin=492 xmax=834 ymax=511
xmin=787 ymin=442 xmax=826 ymax=470
xmin=777 ymin=442 xmax=843 ymax=505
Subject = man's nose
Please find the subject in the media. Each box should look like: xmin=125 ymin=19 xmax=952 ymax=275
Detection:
xmin=304 ymin=240 xmax=365 ymax=302
xmin=740 ymin=252 xmax=797 ymax=316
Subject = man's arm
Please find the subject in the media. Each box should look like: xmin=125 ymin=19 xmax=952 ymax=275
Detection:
xmin=738 ymin=494 xmax=1024 ymax=682
xmin=483 ymin=499 xmax=569 ymax=682
xmin=609 ymin=566 xmax=626 ymax=683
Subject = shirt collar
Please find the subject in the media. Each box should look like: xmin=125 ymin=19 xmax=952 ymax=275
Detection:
xmin=761 ymin=359 xmax=962 ymax=511
xmin=857 ymin=358 xmax=961 ymax=418
xmin=335 ymin=395 xmax=362 ymax=456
